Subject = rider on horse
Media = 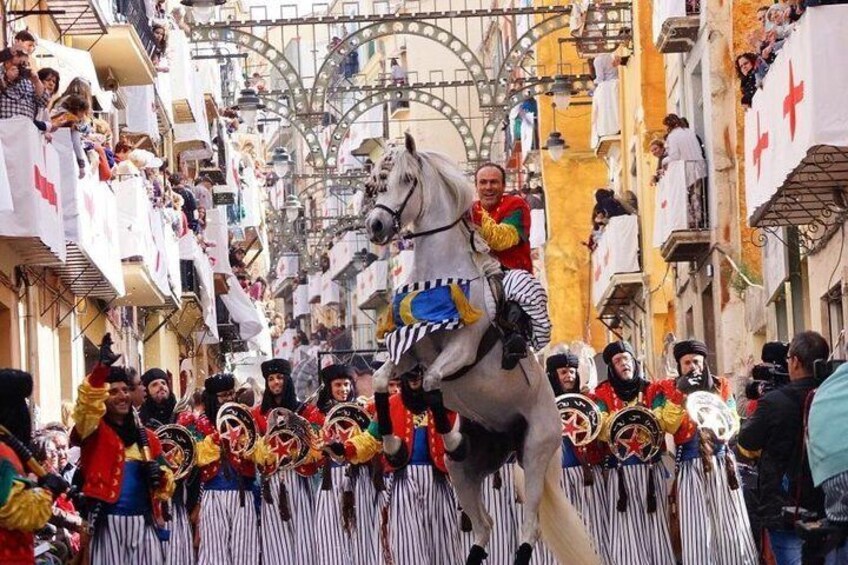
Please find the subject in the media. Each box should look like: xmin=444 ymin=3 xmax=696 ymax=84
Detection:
xmin=470 ymin=162 xmax=542 ymax=370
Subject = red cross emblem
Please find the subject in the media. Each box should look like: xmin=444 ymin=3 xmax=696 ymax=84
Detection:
xmin=603 ymin=250 xmax=610 ymax=266
xmin=753 ymin=112 xmax=770 ymax=180
xmin=593 ymin=263 xmax=602 ymax=283
xmin=33 ymin=165 xmax=57 ymax=209
xmin=783 ymin=61 xmax=805 ymax=141
xmin=84 ymin=191 xmax=95 ymax=219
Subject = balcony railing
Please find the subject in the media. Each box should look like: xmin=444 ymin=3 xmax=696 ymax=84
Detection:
xmin=653 ymin=0 xmax=701 ymax=53
xmin=356 ymin=260 xmax=389 ymax=310
xmin=590 ymin=73 xmax=620 ymax=154
xmin=113 ymin=0 xmax=157 ymax=56
xmin=0 ymin=118 xmax=66 ymax=266
xmin=653 ymin=159 xmax=711 ymax=262
xmin=744 ymin=4 xmax=848 ymax=253
xmin=592 ymin=214 xmax=642 ymax=316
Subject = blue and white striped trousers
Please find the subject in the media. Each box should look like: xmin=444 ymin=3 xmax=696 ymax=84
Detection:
xmin=165 ymin=498 xmax=194 ymax=565
xmin=314 ymin=465 xmax=353 ymax=565
xmin=606 ymin=463 xmax=676 ymax=565
xmin=91 ymin=513 xmax=165 ymax=565
xmin=386 ymin=465 xmax=462 ymax=565
xmin=197 ymin=489 xmax=259 ymax=565
xmin=347 ymin=466 xmax=382 ymax=565
xmin=677 ymin=455 xmax=758 ymax=565
xmin=260 ymin=471 xmax=315 ymax=565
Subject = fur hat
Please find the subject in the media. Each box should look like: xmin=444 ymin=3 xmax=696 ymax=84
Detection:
xmin=319 ymin=364 xmax=354 ymax=386
xmin=546 ymin=352 xmax=579 ymax=373
xmin=672 ymin=340 xmax=709 ymax=363
xmin=602 ymin=340 xmax=635 ymax=366
xmin=205 ymin=373 xmax=235 ymax=395
xmin=0 ymin=369 xmax=33 ymax=403
xmin=141 ymin=368 xmax=169 ymax=389
xmin=261 ymin=359 xmax=292 ymax=379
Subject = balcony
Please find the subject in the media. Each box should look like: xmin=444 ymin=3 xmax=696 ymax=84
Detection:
xmin=0 ymin=118 xmax=66 ymax=266
xmin=653 ymin=0 xmax=701 ymax=53
xmin=70 ymin=0 xmax=156 ymax=86
xmin=592 ymin=215 xmax=643 ymax=318
xmin=271 ymin=253 xmax=300 ymax=299
xmin=217 ymin=273 xmax=264 ymax=342
xmin=744 ymin=5 xmax=848 ymax=251
xmin=51 ymin=130 xmax=124 ymax=300
xmin=591 ymin=75 xmax=620 ymax=155
xmin=356 ymin=260 xmax=389 ymax=310
xmin=113 ymin=177 xmax=179 ymax=307
xmin=327 ymin=230 xmax=372 ymax=281
xmin=45 ymin=0 xmax=107 ymax=36
xmin=653 ymin=160 xmax=711 ymax=262
xmin=177 ymin=235 xmax=218 ymax=339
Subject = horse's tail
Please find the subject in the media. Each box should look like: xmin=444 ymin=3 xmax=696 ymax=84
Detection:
xmin=515 ymin=453 xmax=600 ymax=565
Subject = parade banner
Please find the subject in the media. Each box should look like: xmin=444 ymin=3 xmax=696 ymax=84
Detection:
xmin=276 ymin=252 xmax=300 ymax=282
xmin=293 ymin=284 xmax=311 ymax=318
xmin=205 ymin=208 xmax=231 ymax=275
xmin=219 ymin=273 xmax=263 ymax=340
xmin=744 ymin=6 xmax=848 ymax=222
xmin=0 ymin=139 xmax=13 ymax=212
xmin=652 ymin=160 xmax=689 ymax=249
xmin=274 ymin=328 xmax=297 ymax=359
xmin=389 ymin=248 xmax=415 ymax=287
xmin=53 ymin=130 xmax=125 ymax=297
xmin=321 ymin=273 xmax=341 ymax=305
xmin=308 ymin=273 xmax=322 ymax=303
xmin=592 ymin=214 xmax=639 ymax=308
xmin=0 ymin=117 xmax=66 ymax=262
xmin=356 ymin=259 xmax=388 ymax=309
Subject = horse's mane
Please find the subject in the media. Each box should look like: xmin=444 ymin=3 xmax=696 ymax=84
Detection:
xmin=390 ymin=148 xmax=475 ymax=216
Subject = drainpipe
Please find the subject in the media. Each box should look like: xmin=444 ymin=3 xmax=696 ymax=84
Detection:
xmin=24 ymin=279 xmax=39 ymax=404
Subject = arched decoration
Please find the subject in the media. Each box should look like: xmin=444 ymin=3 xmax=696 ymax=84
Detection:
xmin=259 ymin=95 xmax=326 ymax=166
xmin=322 ymin=89 xmax=478 ymax=168
xmin=310 ymin=21 xmax=492 ymax=117
xmin=478 ymin=78 xmax=557 ymax=160
xmin=190 ymin=26 xmax=309 ymax=112
xmin=494 ymin=13 xmax=573 ymax=101
xmin=296 ymin=174 xmax=368 ymax=199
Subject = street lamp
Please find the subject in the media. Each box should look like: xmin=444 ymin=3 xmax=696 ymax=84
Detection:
xmin=180 ymin=0 xmax=224 ymax=24
xmin=545 ymin=102 xmax=567 ymax=162
xmin=284 ymin=193 xmax=304 ymax=222
xmin=235 ymin=88 xmax=265 ymax=129
xmin=546 ymin=75 xmax=572 ymax=111
xmin=270 ymin=147 xmax=292 ymax=177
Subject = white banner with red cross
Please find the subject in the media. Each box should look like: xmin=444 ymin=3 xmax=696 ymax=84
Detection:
xmin=592 ymin=214 xmax=640 ymax=308
xmin=744 ymin=5 xmax=848 ymax=222
xmin=0 ymin=117 xmax=66 ymax=262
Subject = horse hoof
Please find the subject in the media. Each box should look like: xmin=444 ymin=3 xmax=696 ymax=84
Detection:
xmin=446 ymin=433 xmax=469 ymax=462
xmin=513 ymin=543 xmax=533 ymax=565
xmin=466 ymin=544 xmax=488 ymax=565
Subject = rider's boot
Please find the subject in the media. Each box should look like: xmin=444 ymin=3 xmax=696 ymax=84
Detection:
xmin=489 ymin=274 xmax=528 ymax=370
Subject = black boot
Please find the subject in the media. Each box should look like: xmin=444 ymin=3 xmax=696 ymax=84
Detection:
xmin=499 ymin=301 xmax=529 ymax=370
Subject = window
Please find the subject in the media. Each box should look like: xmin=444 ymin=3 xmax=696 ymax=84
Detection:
xmin=822 ymin=284 xmax=844 ymax=353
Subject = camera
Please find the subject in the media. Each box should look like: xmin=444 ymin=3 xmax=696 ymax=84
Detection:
xmin=745 ymin=342 xmax=790 ymax=401
xmin=19 ymin=65 xmax=32 ymax=79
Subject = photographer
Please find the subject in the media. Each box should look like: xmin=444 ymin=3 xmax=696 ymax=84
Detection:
xmin=0 ymin=31 xmax=49 ymax=121
xmin=738 ymin=331 xmax=829 ymax=564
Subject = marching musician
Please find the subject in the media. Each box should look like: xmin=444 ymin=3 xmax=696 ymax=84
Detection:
xmin=311 ymin=364 xmax=359 ymax=565
xmin=72 ymin=335 xmax=175 ymax=564
xmin=0 ymin=369 xmax=54 ymax=565
xmin=654 ymin=339 xmax=757 ymax=564
xmin=546 ymin=350 xmax=611 ymax=564
xmin=250 ymin=358 xmax=315 ymax=564
xmin=139 ymin=368 xmax=177 ymax=427
xmin=177 ymin=373 xmax=261 ymax=565
xmin=594 ymin=340 xmax=675 ymax=565
xmin=339 ymin=367 xmax=463 ymax=565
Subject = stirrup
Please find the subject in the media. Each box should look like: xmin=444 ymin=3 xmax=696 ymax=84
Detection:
xmin=501 ymin=333 xmax=527 ymax=370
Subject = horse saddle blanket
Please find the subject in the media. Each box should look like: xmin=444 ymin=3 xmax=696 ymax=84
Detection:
xmin=381 ymin=278 xmax=482 ymax=364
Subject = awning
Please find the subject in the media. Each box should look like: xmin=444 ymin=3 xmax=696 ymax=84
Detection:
xmin=36 ymin=39 xmax=113 ymax=112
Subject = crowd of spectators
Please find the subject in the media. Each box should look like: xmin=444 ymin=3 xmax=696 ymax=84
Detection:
xmin=736 ymin=1 xmax=809 ymax=107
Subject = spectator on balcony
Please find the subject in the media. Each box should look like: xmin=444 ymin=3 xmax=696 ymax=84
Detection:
xmin=249 ymin=72 xmax=267 ymax=93
xmin=192 ymin=176 xmax=214 ymax=209
xmin=650 ymin=139 xmax=667 ymax=184
xmin=170 ymin=173 xmax=200 ymax=233
xmin=786 ymin=0 xmax=806 ymax=22
xmin=152 ymin=23 xmax=167 ymax=59
xmin=593 ymin=52 xmax=619 ymax=84
xmin=0 ymin=48 xmax=49 ymax=121
xmin=663 ymin=114 xmax=707 ymax=229
xmin=34 ymin=67 xmax=59 ymax=127
xmin=249 ymin=277 xmax=266 ymax=302
xmin=390 ymin=58 xmax=407 ymax=86
xmin=11 ymin=29 xmax=37 ymax=56
xmin=736 ymin=52 xmax=768 ymax=108
xmin=50 ymin=94 xmax=91 ymax=179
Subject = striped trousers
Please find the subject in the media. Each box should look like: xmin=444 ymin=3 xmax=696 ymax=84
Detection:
xmin=606 ymin=464 xmax=676 ymax=565
xmin=677 ymin=455 xmax=759 ymax=565
xmin=314 ymin=465 xmax=353 ymax=565
xmin=347 ymin=466 xmax=382 ymax=565
xmin=503 ymin=269 xmax=551 ymax=350
xmin=165 ymin=498 xmax=194 ymax=565
xmin=464 ymin=463 xmax=521 ymax=564
xmin=197 ymin=489 xmax=259 ymax=565
xmin=386 ymin=465 xmax=462 ymax=565
xmin=90 ymin=513 xmax=165 ymax=565
xmin=561 ymin=466 xmax=612 ymax=565
xmin=260 ymin=471 xmax=314 ymax=564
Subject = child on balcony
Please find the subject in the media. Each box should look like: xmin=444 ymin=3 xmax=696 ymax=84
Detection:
xmin=50 ymin=94 xmax=90 ymax=179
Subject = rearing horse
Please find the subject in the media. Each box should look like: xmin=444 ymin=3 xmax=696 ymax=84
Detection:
xmin=364 ymin=134 xmax=598 ymax=565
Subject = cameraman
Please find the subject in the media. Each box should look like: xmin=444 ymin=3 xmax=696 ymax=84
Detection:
xmin=738 ymin=331 xmax=829 ymax=564
xmin=0 ymin=32 xmax=48 ymax=121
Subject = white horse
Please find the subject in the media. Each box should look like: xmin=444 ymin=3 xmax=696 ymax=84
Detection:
xmin=364 ymin=134 xmax=598 ymax=565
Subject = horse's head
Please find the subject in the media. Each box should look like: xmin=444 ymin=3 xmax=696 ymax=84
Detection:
xmin=364 ymin=133 xmax=424 ymax=245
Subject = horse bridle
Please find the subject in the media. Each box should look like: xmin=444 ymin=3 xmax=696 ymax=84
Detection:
xmin=373 ymin=169 xmax=465 ymax=241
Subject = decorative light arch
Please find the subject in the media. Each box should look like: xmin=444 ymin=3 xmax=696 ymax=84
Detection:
xmin=190 ymin=27 xmax=309 ymax=112
xmin=322 ymin=89 xmax=478 ymax=168
xmin=477 ymin=78 xmax=557 ymax=160
xmin=310 ymin=21 xmax=492 ymax=117
xmin=259 ymin=95 xmax=326 ymax=166
xmin=494 ymin=13 xmax=573 ymax=99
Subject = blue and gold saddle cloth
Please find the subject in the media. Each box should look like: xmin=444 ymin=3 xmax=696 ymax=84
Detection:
xmin=380 ymin=278 xmax=482 ymax=363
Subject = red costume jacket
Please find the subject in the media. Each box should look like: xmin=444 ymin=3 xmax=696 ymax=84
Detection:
xmin=471 ymin=194 xmax=533 ymax=272
xmin=177 ymin=411 xmax=256 ymax=483
xmin=649 ymin=376 xmax=736 ymax=444
xmin=0 ymin=444 xmax=51 ymax=565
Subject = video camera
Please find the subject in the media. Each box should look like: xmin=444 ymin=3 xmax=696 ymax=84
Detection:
xmin=745 ymin=342 xmax=790 ymax=400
